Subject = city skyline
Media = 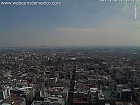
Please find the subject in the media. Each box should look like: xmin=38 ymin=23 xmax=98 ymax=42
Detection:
xmin=0 ymin=0 xmax=140 ymax=47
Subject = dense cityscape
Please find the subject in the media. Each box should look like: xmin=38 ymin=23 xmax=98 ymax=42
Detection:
xmin=0 ymin=46 xmax=140 ymax=105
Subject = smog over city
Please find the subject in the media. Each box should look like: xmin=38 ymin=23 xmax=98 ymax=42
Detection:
xmin=1 ymin=0 xmax=140 ymax=47
xmin=0 ymin=0 xmax=140 ymax=105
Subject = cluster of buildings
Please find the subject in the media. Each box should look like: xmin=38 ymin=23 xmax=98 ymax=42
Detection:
xmin=0 ymin=46 xmax=140 ymax=105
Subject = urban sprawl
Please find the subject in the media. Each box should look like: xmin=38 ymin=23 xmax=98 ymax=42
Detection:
xmin=0 ymin=46 xmax=140 ymax=105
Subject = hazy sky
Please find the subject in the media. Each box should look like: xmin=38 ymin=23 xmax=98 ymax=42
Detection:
xmin=0 ymin=0 xmax=140 ymax=47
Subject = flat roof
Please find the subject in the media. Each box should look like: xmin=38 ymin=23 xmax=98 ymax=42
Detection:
xmin=122 ymin=89 xmax=131 ymax=92
xmin=2 ymin=103 xmax=11 ymax=105
xmin=104 ymin=91 xmax=112 ymax=100
xmin=73 ymin=98 xmax=89 ymax=104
